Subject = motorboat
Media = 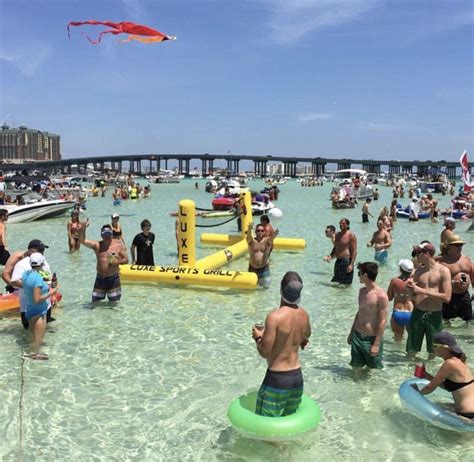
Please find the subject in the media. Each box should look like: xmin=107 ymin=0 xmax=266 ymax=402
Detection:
xmin=330 ymin=169 xmax=373 ymax=201
xmin=3 ymin=191 xmax=76 ymax=224
xmin=418 ymin=172 xmax=450 ymax=193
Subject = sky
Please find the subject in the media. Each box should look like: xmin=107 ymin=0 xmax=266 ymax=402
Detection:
xmin=0 ymin=0 xmax=473 ymax=164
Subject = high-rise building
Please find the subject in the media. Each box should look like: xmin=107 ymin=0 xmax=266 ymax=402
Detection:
xmin=0 ymin=124 xmax=61 ymax=163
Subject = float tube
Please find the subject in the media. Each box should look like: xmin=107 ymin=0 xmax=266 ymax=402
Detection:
xmin=399 ymin=378 xmax=474 ymax=433
xmin=0 ymin=292 xmax=62 ymax=313
xmin=120 ymin=264 xmax=257 ymax=290
xmin=227 ymin=391 xmax=321 ymax=441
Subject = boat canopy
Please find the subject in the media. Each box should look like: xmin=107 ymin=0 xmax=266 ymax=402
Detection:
xmin=334 ymin=169 xmax=367 ymax=176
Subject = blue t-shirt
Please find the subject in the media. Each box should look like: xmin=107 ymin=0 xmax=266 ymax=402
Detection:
xmin=22 ymin=270 xmax=49 ymax=315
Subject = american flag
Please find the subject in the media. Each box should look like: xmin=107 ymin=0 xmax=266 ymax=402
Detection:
xmin=459 ymin=150 xmax=472 ymax=192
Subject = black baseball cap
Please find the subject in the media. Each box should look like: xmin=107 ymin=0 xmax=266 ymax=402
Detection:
xmin=27 ymin=239 xmax=49 ymax=251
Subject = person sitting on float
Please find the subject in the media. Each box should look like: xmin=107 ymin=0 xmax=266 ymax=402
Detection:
xmin=417 ymin=331 xmax=474 ymax=421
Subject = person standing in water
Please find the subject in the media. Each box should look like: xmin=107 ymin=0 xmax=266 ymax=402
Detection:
xmin=247 ymin=222 xmax=278 ymax=288
xmin=67 ymin=210 xmax=87 ymax=253
xmin=0 ymin=209 xmax=10 ymax=265
xmin=324 ymin=218 xmax=357 ymax=286
xmin=79 ymin=223 xmax=128 ymax=303
xmin=347 ymin=262 xmax=389 ymax=370
xmin=251 ymin=271 xmax=311 ymax=417
xmin=131 ymin=219 xmax=155 ymax=266
xmin=387 ymin=259 xmax=414 ymax=341
xmin=366 ymin=219 xmax=391 ymax=264
xmin=362 ymin=198 xmax=373 ymax=223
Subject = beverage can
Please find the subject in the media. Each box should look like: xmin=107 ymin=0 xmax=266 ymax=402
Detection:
xmin=414 ymin=363 xmax=425 ymax=378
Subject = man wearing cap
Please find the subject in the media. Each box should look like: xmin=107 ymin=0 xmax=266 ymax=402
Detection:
xmin=406 ymin=242 xmax=452 ymax=358
xmin=324 ymin=218 xmax=357 ymax=285
xmin=387 ymin=259 xmax=414 ymax=341
xmin=440 ymin=217 xmax=456 ymax=255
xmin=80 ymin=223 xmax=128 ymax=303
xmin=347 ymin=262 xmax=389 ymax=370
xmin=8 ymin=240 xmax=53 ymax=329
xmin=251 ymin=271 xmax=311 ymax=417
xmin=440 ymin=234 xmax=473 ymax=323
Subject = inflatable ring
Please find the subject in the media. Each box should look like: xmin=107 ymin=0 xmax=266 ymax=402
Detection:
xmin=399 ymin=378 xmax=474 ymax=433
xmin=227 ymin=391 xmax=321 ymax=441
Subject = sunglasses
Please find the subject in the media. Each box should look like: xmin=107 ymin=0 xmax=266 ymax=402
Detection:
xmin=256 ymin=229 xmax=264 ymax=232
xmin=142 ymin=225 xmax=151 ymax=229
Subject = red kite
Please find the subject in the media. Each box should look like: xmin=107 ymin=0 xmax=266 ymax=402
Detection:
xmin=67 ymin=20 xmax=176 ymax=44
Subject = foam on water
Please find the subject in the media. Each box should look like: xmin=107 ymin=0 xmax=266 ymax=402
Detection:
xmin=0 ymin=180 xmax=472 ymax=460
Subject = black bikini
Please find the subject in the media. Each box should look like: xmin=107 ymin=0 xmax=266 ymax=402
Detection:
xmin=443 ymin=377 xmax=474 ymax=392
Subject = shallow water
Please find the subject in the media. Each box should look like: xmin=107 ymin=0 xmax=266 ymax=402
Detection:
xmin=0 ymin=180 xmax=473 ymax=461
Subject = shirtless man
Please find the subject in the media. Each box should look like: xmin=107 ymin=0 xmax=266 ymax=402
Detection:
xmin=440 ymin=217 xmax=456 ymax=255
xmin=247 ymin=222 xmax=278 ymax=288
xmin=347 ymin=262 xmax=389 ymax=370
xmin=324 ymin=218 xmax=357 ymax=285
xmin=440 ymin=234 xmax=473 ymax=323
xmin=325 ymin=225 xmax=336 ymax=245
xmin=387 ymin=259 xmax=414 ymax=341
xmin=406 ymin=242 xmax=452 ymax=358
xmin=362 ymin=198 xmax=373 ymax=223
xmin=79 ymin=223 xmax=128 ymax=303
xmin=367 ymin=219 xmax=391 ymax=265
xmin=0 ymin=209 xmax=10 ymax=265
xmin=251 ymin=271 xmax=311 ymax=416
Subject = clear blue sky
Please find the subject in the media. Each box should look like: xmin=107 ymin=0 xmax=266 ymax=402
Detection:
xmin=1 ymin=0 xmax=473 ymax=162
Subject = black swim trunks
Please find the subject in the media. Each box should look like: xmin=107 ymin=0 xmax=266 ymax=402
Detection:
xmin=442 ymin=291 xmax=472 ymax=321
xmin=0 ymin=245 xmax=10 ymax=266
xmin=332 ymin=258 xmax=354 ymax=285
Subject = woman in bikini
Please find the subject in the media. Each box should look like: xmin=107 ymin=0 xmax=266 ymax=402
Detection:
xmin=419 ymin=331 xmax=474 ymax=421
xmin=67 ymin=210 xmax=82 ymax=252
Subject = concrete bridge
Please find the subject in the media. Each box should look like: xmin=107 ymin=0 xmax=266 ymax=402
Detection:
xmin=0 ymin=153 xmax=468 ymax=179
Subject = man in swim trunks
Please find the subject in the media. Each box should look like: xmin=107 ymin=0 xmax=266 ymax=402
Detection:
xmin=406 ymin=242 xmax=452 ymax=359
xmin=367 ymin=219 xmax=391 ymax=265
xmin=387 ymin=259 xmax=414 ymax=341
xmin=361 ymin=198 xmax=373 ymax=223
xmin=347 ymin=262 xmax=389 ymax=370
xmin=79 ymin=223 xmax=128 ymax=303
xmin=247 ymin=222 xmax=278 ymax=288
xmin=251 ymin=271 xmax=311 ymax=417
xmin=324 ymin=218 xmax=357 ymax=285
xmin=440 ymin=234 xmax=473 ymax=324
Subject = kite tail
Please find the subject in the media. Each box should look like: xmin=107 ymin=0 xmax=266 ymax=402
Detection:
xmin=87 ymin=29 xmax=122 ymax=44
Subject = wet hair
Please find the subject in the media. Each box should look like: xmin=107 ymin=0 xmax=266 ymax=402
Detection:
xmin=280 ymin=271 xmax=303 ymax=292
xmin=260 ymin=215 xmax=270 ymax=224
xmin=0 ymin=209 xmax=8 ymax=218
xmin=341 ymin=218 xmax=350 ymax=227
xmin=357 ymin=262 xmax=378 ymax=281
xmin=453 ymin=351 xmax=467 ymax=363
xmin=326 ymin=225 xmax=336 ymax=233
xmin=141 ymin=219 xmax=151 ymax=228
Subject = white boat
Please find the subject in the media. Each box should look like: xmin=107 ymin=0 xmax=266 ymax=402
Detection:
xmin=330 ymin=169 xmax=373 ymax=201
xmin=4 ymin=192 xmax=76 ymax=224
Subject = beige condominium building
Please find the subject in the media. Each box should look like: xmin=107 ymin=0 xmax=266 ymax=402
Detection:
xmin=0 ymin=124 xmax=61 ymax=163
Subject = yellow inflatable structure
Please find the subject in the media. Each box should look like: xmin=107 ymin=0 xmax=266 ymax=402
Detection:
xmin=120 ymin=264 xmax=257 ymax=290
xmin=120 ymin=189 xmax=304 ymax=290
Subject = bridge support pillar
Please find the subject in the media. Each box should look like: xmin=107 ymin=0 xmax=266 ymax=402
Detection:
xmin=337 ymin=162 xmax=351 ymax=171
xmin=447 ymin=166 xmax=457 ymax=179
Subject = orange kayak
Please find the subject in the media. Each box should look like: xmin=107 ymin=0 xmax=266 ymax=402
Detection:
xmin=0 ymin=292 xmax=63 ymax=313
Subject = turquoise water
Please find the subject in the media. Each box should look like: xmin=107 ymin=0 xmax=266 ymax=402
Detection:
xmin=0 ymin=180 xmax=473 ymax=461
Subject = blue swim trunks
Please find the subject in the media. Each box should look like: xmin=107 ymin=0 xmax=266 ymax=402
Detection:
xmin=374 ymin=249 xmax=388 ymax=264
xmin=92 ymin=273 xmax=122 ymax=302
xmin=392 ymin=310 xmax=412 ymax=327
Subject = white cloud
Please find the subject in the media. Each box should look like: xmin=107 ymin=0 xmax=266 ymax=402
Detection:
xmin=0 ymin=43 xmax=52 ymax=77
xmin=297 ymin=112 xmax=333 ymax=123
xmin=259 ymin=0 xmax=378 ymax=43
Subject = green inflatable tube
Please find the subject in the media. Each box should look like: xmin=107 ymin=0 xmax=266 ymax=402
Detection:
xmin=227 ymin=391 xmax=321 ymax=441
